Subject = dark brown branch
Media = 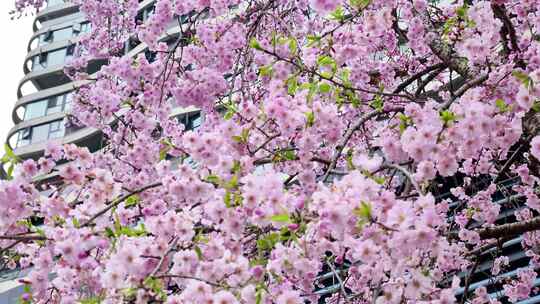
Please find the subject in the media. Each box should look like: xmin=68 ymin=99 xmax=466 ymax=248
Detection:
xmin=81 ymin=182 xmax=162 ymax=227
xmin=393 ymin=62 xmax=446 ymax=94
xmin=428 ymin=39 xmax=470 ymax=78
xmin=322 ymin=107 xmax=404 ymax=182
xmin=0 ymin=234 xmax=48 ymax=241
xmin=438 ymin=74 xmax=488 ymax=110
xmin=477 ymin=216 xmax=540 ymax=239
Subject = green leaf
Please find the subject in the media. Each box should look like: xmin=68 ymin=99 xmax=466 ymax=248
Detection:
xmin=329 ymin=6 xmax=345 ymax=22
xmin=159 ymin=147 xmax=169 ymax=160
xmin=105 ymin=227 xmax=115 ymax=239
xmin=143 ymin=277 xmax=166 ymax=301
xmin=259 ymin=65 xmax=273 ymax=77
xmin=287 ymin=76 xmax=298 ymax=95
xmin=306 ymin=35 xmax=321 ymax=47
xmin=317 ymin=56 xmax=338 ymax=74
xmin=125 ymin=195 xmax=140 ymax=208
xmin=194 ymin=246 xmax=204 ymax=260
xmin=349 ymin=0 xmax=370 ymax=9
xmin=371 ymin=95 xmax=384 ymax=111
xmin=7 ymin=163 xmax=14 ymax=180
xmin=4 ymin=144 xmax=18 ymax=162
xmin=495 ymin=98 xmax=511 ymax=113
xmin=398 ymin=114 xmax=412 ymax=133
xmin=353 ymin=201 xmax=372 ymax=220
xmin=456 ymin=5 xmax=468 ymax=19
xmin=255 ymin=284 xmax=265 ymax=304
xmin=122 ymin=288 xmax=137 ymax=299
xmin=269 ymin=213 xmax=291 ymax=223
xmin=319 ymin=82 xmax=332 ymax=94
xmin=224 ymin=109 xmax=234 ymax=120
xmin=257 ymin=232 xmax=280 ymax=250
xmin=232 ymin=160 xmax=242 ymax=174
xmin=233 ymin=128 xmax=250 ymax=144
xmin=234 ymin=192 xmax=243 ymax=207
xmin=206 ymin=175 xmax=221 ymax=185
xmin=317 ymin=55 xmax=335 ymax=66
xmin=226 ymin=174 xmax=239 ymax=190
xmin=513 ymin=70 xmax=533 ymax=88
xmin=346 ymin=149 xmax=355 ymax=170
xmin=288 ymin=38 xmax=298 ymax=54
xmin=440 ymin=110 xmax=456 ymax=125
xmin=533 ymin=101 xmax=540 ymax=113
xmin=442 ymin=17 xmax=457 ymax=36
xmin=283 ymin=150 xmax=296 ymax=161
xmin=305 ymin=111 xmax=315 ymax=128
xmin=72 ymin=218 xmax=80 ymax=228
xmin=250 ymin=38 xmax=263 ymax=51
xmin=79 ymin=296 xmax=103 ymax=304
xmin=224 ymin=191 xmax=232 ymax=208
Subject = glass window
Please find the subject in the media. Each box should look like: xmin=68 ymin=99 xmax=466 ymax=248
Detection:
xmin=177 ymin=112 xmax=202 ymax=131
xmin=17 ymin=128 xmax=31 ymax=147
xmin=23 ymin=93 xmax=72 ymax=121
xmin=63 ymin=93 xmax=72 ymax=111
xmin=47 ymin=49 xmax=66 ymax=67
xmin=48 ymin=121 xmax=65 ymax=139
xmin=49 ymin=120 xmax=61 ymax=132
xmin=66 ymin=45 xmax=75 ymax=60
xmin=188 ymin=113 xmax=202 ymax=130
xmin=53 ymin=27 xmax=73 ymax=41
xmin=46 ymin=96 xmax=62 ymax=115
xmin=32 ymin=53 xmax=47 ymax=71
xmin=80 ymin=22 xmax=91 ymax=33
xmin=47 ymin=0 xmax=65 ymax=7
xmin=24 ymin=100 xmax=48 ymax=120
xmin=40 ymin=30 xmax=53 ymax=45
xmin=16 ymin=120 xmax=66 ymax=147
xmin=32 ymin=124 xmax=50 ymax=143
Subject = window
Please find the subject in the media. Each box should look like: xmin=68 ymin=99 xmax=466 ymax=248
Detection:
xmin=40 ymin=30 xmax=53 ymax=45
xmin=53 ymin=27 xmax=73 ymax=41
xmin=176 ymin=112 xmax=202 ymax=131
xmin=48 ymin=121 xmax=64 ymax=139
xmin=23 ymin=93 xmax=72 ymax=120
xmin=72 ymin=23 xmax=81 ymax=35
xmin=39 ymin=24 xmax=81 ymax=46
xmin=47 ymin=49 xmax=66 ymax=66
xmin=24 ymin=100 xmax=48 ymax=120
xmin=15 ymin=120 xmax=66 ymax=147
xmin=47 ymin=0 xmax=65 ymax=7
xmin=66 ymin=45 xmax=75 ymax=59
xmin=33 ymin=52 xmax=48 ymax=71
xmin=46 ymin=96 xmax=62 ymax=114
xmin=31 ymin=47 xmax=75 ymax=71
xmin=80 ymin=22 xmax=91 ymax=33
xmin=32 ymin=124 xmax=50 ymax=143
xmin=18 ymin=128 xmax=31 ymax=147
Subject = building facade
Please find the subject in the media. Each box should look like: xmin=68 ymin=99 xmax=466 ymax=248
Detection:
xmin=1 ymin=0 xmax=201 ymax=301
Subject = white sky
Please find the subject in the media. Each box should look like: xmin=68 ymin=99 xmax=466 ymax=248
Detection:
xmin=0 ymin=3 xmax=34 ymax=156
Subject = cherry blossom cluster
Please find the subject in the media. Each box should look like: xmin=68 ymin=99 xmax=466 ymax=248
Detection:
xmin=4 ymin=0 xmax=540 ymax=303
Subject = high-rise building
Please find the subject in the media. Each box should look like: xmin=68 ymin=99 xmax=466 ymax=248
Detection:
xmin=1 ymin=1 xmax=538 ymax=303
xmin=5 ymin=0 xmax=201 ymax=168
xmin=0 ymin=0 xmax=202 ymax=301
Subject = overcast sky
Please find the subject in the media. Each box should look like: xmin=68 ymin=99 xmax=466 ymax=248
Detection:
xmin=0 ymin=3 xmax=34 ymax=156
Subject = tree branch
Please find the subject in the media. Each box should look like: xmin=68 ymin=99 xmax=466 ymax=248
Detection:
xmin=322 ymin=107 xmax=404 ymax=182
xmin=81 ymin=182 xmax=162 ymax=227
